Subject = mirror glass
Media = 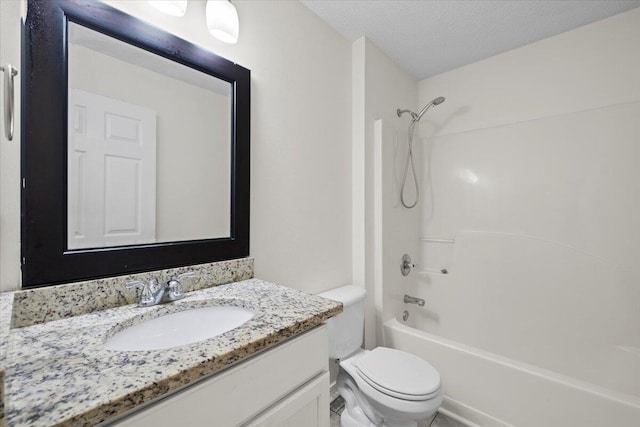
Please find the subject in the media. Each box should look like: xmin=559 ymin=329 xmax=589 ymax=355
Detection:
xmin=67 ymin=22 xmax=231 ymax=249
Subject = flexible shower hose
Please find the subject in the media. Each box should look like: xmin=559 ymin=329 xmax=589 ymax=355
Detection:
xmin=400 ymin=120 xmax=419 ymax=209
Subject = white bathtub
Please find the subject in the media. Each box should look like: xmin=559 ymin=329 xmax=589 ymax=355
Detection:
xmin=384 ymin=318 xmax=640 ymax=427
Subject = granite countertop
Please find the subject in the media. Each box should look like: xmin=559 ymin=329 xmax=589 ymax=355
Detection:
xmin=2 ymin=279 xmax=342 ymax=427
xmin=1 ymin=293 xmax=13 ymax=427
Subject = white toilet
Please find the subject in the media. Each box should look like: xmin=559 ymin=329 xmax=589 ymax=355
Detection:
xmin=319 ymin=285 xmax=442 ymax=427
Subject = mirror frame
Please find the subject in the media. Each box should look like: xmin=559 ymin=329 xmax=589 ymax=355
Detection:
xmin=22 ymin=0 xmax=250 ymax=287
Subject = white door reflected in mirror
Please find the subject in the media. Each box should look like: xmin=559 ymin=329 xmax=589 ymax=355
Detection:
xmin=68 ymin=90 xmax=157 ymax=249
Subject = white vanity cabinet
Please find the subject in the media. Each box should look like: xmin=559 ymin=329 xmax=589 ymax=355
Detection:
xmin=110 ymin=325 xmax=330 ymax=427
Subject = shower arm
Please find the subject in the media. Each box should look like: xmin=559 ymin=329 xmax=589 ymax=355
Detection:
xmin=397 ymin=96 xmax=445 ymax=123
xmin=397 ymin=108 xmax=418 ymax=121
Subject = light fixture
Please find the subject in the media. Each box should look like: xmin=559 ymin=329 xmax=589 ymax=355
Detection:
xmin=148 ymin=0 xmax=188 ymax=17
xmin=206 ymin=0 xmax=239 ymax=44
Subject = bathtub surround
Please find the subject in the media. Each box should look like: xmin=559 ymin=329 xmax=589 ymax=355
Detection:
xmin=2 ymin=279 xmax=341 ymax=426
xmin=395 ymin=7 xmax=640 ymax=426
xmin=352 ymin=38 xmax=419 ymax=349
xmin=11 ymin=257 xmax=253 ymax=328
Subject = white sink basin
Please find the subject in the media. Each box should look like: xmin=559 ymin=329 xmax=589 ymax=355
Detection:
xmin=104 ymin=306 xmax=254 ymax=351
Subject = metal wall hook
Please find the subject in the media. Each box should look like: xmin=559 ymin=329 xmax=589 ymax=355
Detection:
xmin=0 ymin=64 xmax=18 ymax=141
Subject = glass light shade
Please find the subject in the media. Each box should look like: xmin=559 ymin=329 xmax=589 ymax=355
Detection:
xmin=148 ymin=0 xmax=187 ymax=17
xmin=206 ymin=1 xmax=239 ymax=44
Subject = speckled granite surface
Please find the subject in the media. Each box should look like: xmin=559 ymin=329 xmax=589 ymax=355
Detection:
xmin=0 ymin=369 xmax=5 ymax=427
xmin=0 ymin=293 xmax=13 ymax=354
xmin=11 ymin=257 xmax=254 ymax=328
xmin=3 ymin=279 xmax=342 ymax=427
xmin=1 ymin=293 xmax=16 ymax=427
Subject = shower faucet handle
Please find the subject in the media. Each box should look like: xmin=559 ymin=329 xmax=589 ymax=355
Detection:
xmin=401 ymin=254 xmax=415 ymax=276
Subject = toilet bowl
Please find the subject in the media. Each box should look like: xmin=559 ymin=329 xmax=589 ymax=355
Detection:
xmin=319 ymin=285 xmax=442 ymax=427
xmin=338 ymin=347 xmax=442 ymax=427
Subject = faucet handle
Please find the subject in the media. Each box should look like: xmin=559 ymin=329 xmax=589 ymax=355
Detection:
xmin=166 ymin=279 xmax=185 ymax=300
xmin=166 ymin=272 xmax=194 ymax=301
xmin=176 ymin=271 xmax=196 ymax=280
xmin=126 ymin=280 xmax=155 ymax=306
xmin=147 ymin=278 xmax=159 ymax=292
xmin=125 ymin=279 xmax=145 ymax=289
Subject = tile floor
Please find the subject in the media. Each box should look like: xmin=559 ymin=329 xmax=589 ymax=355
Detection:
xmin=329 ymin=396 xmax=467 ymax=427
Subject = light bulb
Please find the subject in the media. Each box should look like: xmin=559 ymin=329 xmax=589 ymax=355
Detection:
xmin=148 ymin=0 xmax=187 ymax=17
xmin=206 ymin=1 xmax=239 ymax=44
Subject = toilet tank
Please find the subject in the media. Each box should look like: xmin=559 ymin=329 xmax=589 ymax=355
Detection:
xmin=318 ymin=285 xmax=366 ymax=359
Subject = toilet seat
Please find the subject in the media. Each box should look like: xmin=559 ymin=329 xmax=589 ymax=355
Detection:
xmin=354 ymin=347 xmax=441 ymax=401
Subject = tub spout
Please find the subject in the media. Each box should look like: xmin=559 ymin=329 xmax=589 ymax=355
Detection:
xmin=404 ymin=295 xmax=425 ymax=307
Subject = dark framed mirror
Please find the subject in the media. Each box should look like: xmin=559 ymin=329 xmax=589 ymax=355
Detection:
xmin=22 ymin=0 xmax=250 ymax=287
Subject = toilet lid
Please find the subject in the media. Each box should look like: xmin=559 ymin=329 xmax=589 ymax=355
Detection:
xmin=354 ymin=347 xmax=441 ymax=401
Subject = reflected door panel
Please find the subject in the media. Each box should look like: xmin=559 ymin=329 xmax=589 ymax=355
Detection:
xmin=68 ymin=89 xmax=157 ymax=249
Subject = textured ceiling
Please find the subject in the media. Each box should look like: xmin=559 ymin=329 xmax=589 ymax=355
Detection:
xmin=300 ymin=0 xmax=640 ymax=79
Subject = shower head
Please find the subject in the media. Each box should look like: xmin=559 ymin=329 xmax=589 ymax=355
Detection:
xmin=397 ymin=96 xmax=446 ymax=122
xmin=415 ymin=96 xmax=446 ymax=121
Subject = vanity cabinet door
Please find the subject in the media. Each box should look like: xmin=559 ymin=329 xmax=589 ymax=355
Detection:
xmin=243 ymin=371 xmax=330 ymax=427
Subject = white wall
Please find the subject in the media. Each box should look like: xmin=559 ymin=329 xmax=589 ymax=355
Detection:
xmin=98 ymin=0 xmax=353 ymax=294
xmin=0 ymin=0 xmax=353 ymax=293
xmin=352 ymin=38 xmax=418 ymax=348
xmin=413 ymin=8 xmax=640 ymax=398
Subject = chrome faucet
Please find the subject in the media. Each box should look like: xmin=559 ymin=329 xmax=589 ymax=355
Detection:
xmin=126 ymin=271 xmax=196 ymax=307
xmin=404 ymin=294 xmax=425 ymax=307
